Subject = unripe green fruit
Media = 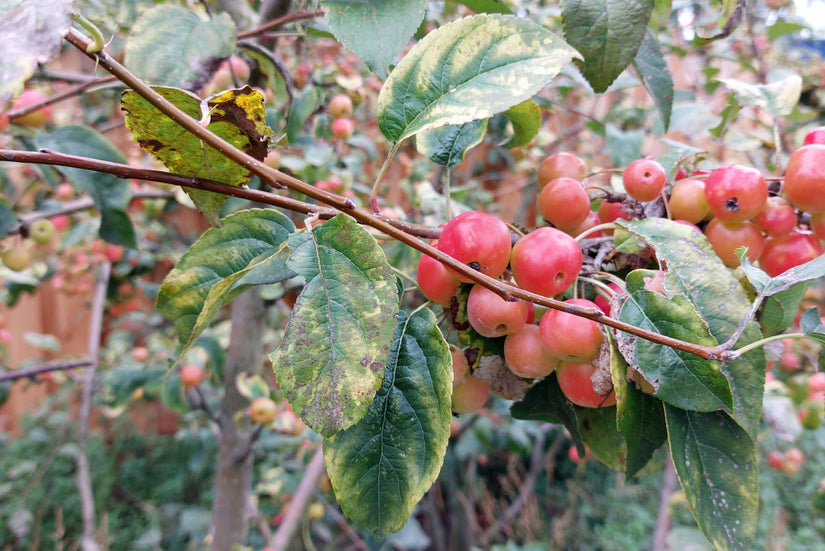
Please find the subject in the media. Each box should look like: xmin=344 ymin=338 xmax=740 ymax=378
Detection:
xmin=2 ymin=246 xmax=31 ymax=271
xmin=29 ymin=219 xmax=55 ymax=245
xmin=250 ymin=396 xmax=278 ymax=424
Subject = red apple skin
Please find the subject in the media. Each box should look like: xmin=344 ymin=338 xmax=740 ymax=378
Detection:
xmin=467 ymin=284 xmax=528 ymax=338
xmin=539 ymin=299 xmax=603 ymax=361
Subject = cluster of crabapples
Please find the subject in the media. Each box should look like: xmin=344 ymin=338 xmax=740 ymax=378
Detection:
xmin=418 ymin=130 xmax=825 ymax=415
xmin=417 ymin=206 xmax=615 ymax=414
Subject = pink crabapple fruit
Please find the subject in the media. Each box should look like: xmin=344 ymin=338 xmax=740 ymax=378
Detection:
xmin=437 ymin=211 xmax=512 ymax=283
xmin=539 ymin=298 xmax=604 ymax=361
xmin=467 ymin=284 xmax=528 ymax=338
xmin=510 ymin=227 xmax=582 ymax=297
xmin=623 ymin=158 xmax=667 ymax=202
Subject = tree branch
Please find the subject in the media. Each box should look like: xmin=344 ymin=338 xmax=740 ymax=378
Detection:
xmin=58 ymin=28 xmax=733 ymax=362
xmin=7 ymin=76 xmax=119 ymax=122
xmin=76 ymin=261 xmax=111 ymax=551
xmin=269 ymin=445 xmax=326 ymax=550
xmin=0 ymin=358 xmax=93 ymax=382
xmin=237 ymin=9 xmax=327 ymax=40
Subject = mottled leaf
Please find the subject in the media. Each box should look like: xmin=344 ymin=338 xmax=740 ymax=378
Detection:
xmin=124 ymin=4 xmax=235 ymax=89
xmin=619 ymin=273 xmax=733 ymax=413
xmin=156 ymin=209 xmax=295 ymax=354
xmin=718 ymin=75 xmax=802 ymax=118
xmin=37 ymin=126 xmax=136 ymax=247
xmin=122 ymin=86 xmax=271 ymax=225
xmin=378 ymin=14 xmax=579 ymax=143
xmin=323 ymin=0 xmax=427 ymax=80
xmin=270 ymin=214 xmax=399 ymax=437
xmin=617 ymin=218 xmax=764 ymax=440
xmin=416 ymin=119 xmax=487 ymax=168
xmin=633 ymin=30 xmax=673 ymax=131
xmin=324 ymin=308 xmax=452 ymax=536
xmin=500 ymin=99 xmax=541 ymax=148
xmin=561 ymin=0 xmax=654 ymax=93
xmin=666 ymin=407 xmax=758 ymax=551
xmin=0 ymin=0 xmax=72 ymax=106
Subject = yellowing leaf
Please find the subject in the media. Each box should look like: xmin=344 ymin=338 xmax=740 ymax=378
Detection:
xmin=122 ymin=86 xmax=272 ymax=225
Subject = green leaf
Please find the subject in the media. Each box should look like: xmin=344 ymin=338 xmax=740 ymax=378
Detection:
xmin=286 ymin=87 xmax=322 ymax=144
xmin=800 ymin=307 xmax=825 ymax=347
xmin=619 ymin=275 xmax=733 ymax=413
xmin=766 ymin=21 xmax=808 ymax=42
xmin=617 ymin=218 xmax=764 ymax=440
xmin=23 ymin=332 xmax=60 ymax=353
xmin=605 ymin=123 xmax=644 ymax=169
xmin=655 ymin=138 xmax=706 ymax=180
xmin=323 ymin=0 xmax=427 ymax=80
xmin=510 ymin=374 xmax=585 ymax=457
xmin=270 ymin=214 xmax=400 ymax=437
xmin=323 ymin=308 xmax=452 ymax=536
xmin=0 ymin=200 xmax=17 ymax=238
xmin=500 ymin=99 xmax=542 ymax=148
xmin=161 ymin=373 xmax=189 ymax=414
xmin=576 ymin=406 xmax=626 ymax=471
xmin=124 ymin=5 xmax=235 ymax=89
xmin=612 ymin=338 xmax=667 ymax=478
xmin=235 ymin=373 xmax=271 ymax=402
xmin=377 ymin=14 xmax=579 ymax=143
xmin=665 ymin=407 xmax=758 ymax=551
xmin=709 ymin=96 xmax=742 ymax=140
xmin=740 ymin=247 xmax=825 ymax=297
xmin=561 ymin=0 xmax=654 ymax=93
xmin=718 ymin=75 xmax=802 ymax=119
xmin=37 ymin=126 xmax=136 ymax=247
xmin=156 ymin=209 xmax=295 ymax=353
xmin=0 ymin=0 xmax=72 ymax=106
xmin=760 ymin=282 xmax=810 ymax=337
xmin=632 ymin=30 xmax=672 ymax=131
xmin=456 ymin=0 xmax=514 ymax=14
xmin=416 ymin=119 xmax=488 ymax=168
xmin=122 ymin=86 xmax=272 ymax=225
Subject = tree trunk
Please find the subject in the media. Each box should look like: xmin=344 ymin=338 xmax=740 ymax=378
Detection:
xmin=211 ymin=289 xmax=267 ymax=551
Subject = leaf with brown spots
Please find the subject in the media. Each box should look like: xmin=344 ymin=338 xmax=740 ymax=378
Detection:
xmin=122 ymin=86 xmax=272 ymax=225
xmin=269 ymin=214 xmax=399 ymax=437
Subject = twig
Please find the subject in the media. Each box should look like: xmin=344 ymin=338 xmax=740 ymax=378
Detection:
xmin=237 ymin=9 xmax=327 ymax=39
xmin=0 ymin=149 xmax=439 ymax=240
xmin=59 ymin=29 xmax=735 ymax=362
xmin=0 ymin=358 xmax=93 ymax=382
xmin=75 ymin=261 xmax=110 ymax=551
xmin=7 ymin=76 xmax=119 ymax=121
xmin=269 ymin=445 xmax=326 ymax=550
xmin=323 ymin=504 xmax=370 ymax=551
xmin=651 ymin=454 xmax=678 ymax=551
xmin=6 ymin=188 xmax=173 ymax=236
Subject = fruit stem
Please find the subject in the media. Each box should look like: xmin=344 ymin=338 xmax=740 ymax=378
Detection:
xmin=370 ymin=141 xmax=400 ymax=214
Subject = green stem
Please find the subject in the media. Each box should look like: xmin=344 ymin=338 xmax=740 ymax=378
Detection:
xmin=574 ymin=223 xmax=615 ymax=242
xmin=71 ymin=13 xmax=104 ymax=53
xmin=733 ymin=332 xmax=806 ymax=358
xmin=369 ymin=141 xmax=400 ymax=213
